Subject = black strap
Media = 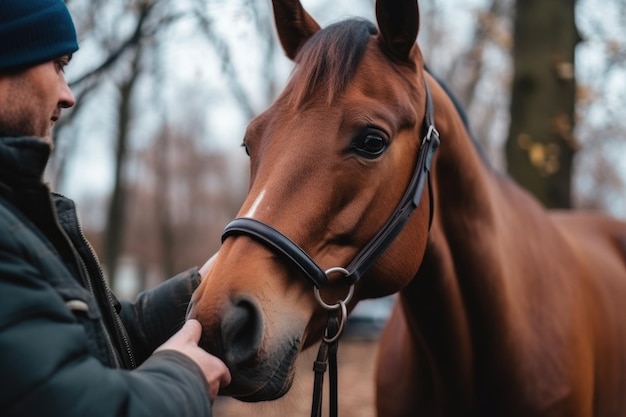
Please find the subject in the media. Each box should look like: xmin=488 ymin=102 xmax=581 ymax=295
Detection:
xmin=311 ymin=317 xmax=340 ymax=417
xmin=342 ymin=79 xmax=439 ymax=283
xmin=222 ymin=217 xmax=328 ymax=288
xmin=328 ymin=334 xmax=339 ymax=417
xmin=310 ymin=341 xmax=328 ymax=417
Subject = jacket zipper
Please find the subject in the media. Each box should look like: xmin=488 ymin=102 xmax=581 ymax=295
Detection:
xmin=74 ymin=209 xmax=137 ymax=369
xmin=53 ymin=193 xmax=136 ymax=369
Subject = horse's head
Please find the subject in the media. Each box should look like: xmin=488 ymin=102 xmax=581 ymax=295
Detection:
xmin=189 ymin=0 xmax=435 ymax=401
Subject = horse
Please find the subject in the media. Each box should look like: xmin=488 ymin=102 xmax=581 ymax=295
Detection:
xmin=188 ymin=0 xmax=626 ymax=415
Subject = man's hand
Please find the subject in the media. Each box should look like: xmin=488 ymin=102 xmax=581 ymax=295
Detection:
xmin=156 ymin=319 xmax=231 ymax=400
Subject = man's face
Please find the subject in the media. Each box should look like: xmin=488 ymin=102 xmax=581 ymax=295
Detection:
xmin=0 ymin=56 xmax=75 ymax=144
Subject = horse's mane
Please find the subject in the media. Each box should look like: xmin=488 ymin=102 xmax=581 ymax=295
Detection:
xmin=290 ymin=19 xmax=377 ymax=106
xmin=426 ymin=67 xmax=492 ymax=167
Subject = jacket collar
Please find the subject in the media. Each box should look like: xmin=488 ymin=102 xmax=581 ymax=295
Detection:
xmin=0 ymin=136 xmax=51 ymax=188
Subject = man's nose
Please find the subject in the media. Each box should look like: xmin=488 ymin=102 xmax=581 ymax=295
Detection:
xmin=59 ymin=79 xmax=75 ymax=108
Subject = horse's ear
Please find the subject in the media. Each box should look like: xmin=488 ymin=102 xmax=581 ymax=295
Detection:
xmin=271 ymin=0 xmax=321 ymax=61
xmin=376 ymin=0 xmax=420 ymax=62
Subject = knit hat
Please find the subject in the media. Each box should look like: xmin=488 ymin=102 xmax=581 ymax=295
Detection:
xmin=0 ymin=0 xmax=79 ymax=71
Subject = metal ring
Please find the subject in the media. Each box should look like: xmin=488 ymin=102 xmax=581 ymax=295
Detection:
xmin=313 ymin=267 xmax=354 ymax=310
xmin=323 ymin=300 xmax=348 ymax=344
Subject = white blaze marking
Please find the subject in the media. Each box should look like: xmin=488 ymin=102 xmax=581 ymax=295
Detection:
xmin=245 ymin=189 xmax=266 ymax=218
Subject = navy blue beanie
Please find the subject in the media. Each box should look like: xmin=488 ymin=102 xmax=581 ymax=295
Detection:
xmin=0 ymin=0 xmax=79 ymax=71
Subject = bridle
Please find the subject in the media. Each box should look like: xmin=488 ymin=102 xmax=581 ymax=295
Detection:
xmin=221 ymin=76 xmax=439 ymax=417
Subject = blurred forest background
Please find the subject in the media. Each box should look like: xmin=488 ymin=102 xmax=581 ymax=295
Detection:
xmin=53 ymin=0 xmax=626 ymax=297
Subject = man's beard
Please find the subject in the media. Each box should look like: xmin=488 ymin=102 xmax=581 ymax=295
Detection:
xmin=0 ymin=114 xmax=53 ymax=144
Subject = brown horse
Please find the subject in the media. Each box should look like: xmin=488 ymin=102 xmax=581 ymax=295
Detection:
xmin=188 ymin=0 xmax=626 ymax=415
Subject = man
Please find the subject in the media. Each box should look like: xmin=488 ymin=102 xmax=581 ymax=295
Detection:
xmin=0 ymin=1 xmax=230 ymax=416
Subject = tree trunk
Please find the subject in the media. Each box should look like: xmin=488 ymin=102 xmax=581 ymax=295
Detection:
xmin=104 ymin=46 xmax=142 ymax=286
xmin=155 ymin=127 xmax=176 ymax=280
xmin=505 ymin=0 xmax=580 ymax=208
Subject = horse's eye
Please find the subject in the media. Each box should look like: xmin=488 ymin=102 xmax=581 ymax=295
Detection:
xmin=351 ymin=128 xmax=388 ymax=158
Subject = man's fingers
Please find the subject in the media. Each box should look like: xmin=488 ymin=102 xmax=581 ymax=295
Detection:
xmin=153 ymin=318 xmax=232 ymax=399
xmin=180 ymin=319 xmax=202 ymax=344
xmin=220 ymin=364 xmax=232 ymax=386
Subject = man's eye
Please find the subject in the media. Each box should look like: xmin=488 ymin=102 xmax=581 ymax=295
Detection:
xmin=55 ymin=60 xmax=68 ymax=73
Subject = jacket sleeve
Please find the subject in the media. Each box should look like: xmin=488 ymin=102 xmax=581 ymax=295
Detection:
xmin=0 ymin=249 xmax=213 ymax=417
xmin=119 ymin=267 xmax=202 ymax=363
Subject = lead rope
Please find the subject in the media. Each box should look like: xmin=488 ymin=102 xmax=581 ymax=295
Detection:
xmin=311 ymin=303 xmax=344 ymax=417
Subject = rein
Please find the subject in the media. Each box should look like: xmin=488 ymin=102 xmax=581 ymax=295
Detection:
xmin=221 ymin=75 xmax=439 ymax=417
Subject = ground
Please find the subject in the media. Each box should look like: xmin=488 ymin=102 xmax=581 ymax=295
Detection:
xmin=213 ymin=338 xmax=380 ymax=417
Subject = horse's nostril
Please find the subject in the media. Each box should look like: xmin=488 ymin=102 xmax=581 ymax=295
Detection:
xmin=221 ymin=296 xmax=264 ymax=365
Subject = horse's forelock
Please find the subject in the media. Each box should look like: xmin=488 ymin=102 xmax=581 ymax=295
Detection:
xmin=289 ymin=19 xmax=377 ymax=106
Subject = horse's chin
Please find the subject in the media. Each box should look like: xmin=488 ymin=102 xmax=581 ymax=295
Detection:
xmin=231 ymin=371 xmax=295 ymax=402
xmin=220 ymin=337 xmax=300 ymax=402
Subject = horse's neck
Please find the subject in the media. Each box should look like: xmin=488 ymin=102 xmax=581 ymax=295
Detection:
xmin=426 ymin=78 xmax=507 ymax=290
xmin=398 ymin=76 xmax=626 ymax=414
xmin=419 ymin=78 xmax=549 ymax=322
xmin=398 ymin=76 xmax=539 ymax=404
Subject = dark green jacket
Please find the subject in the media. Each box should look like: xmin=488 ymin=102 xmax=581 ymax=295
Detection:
xmin=0 ymin=137 xmax=213 ymax=416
